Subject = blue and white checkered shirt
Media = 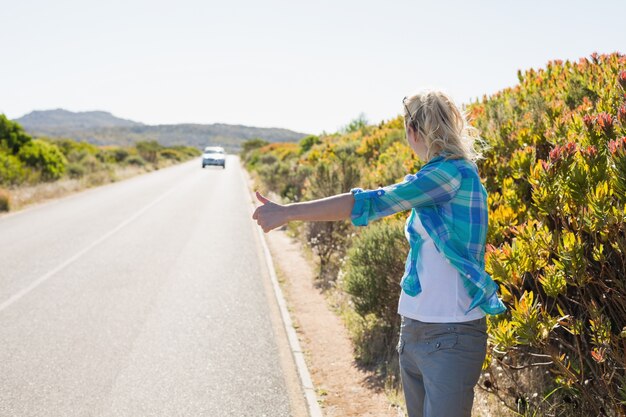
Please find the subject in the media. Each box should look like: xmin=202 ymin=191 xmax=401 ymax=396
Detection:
xmin=350 ymin=152 xmax=506 ymax=316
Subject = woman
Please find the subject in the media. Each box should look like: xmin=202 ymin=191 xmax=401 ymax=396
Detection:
xmin=252 ymin=90 xmax=506 ymax=417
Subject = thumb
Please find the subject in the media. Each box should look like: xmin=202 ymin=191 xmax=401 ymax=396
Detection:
xmin=256 ymin=191 xmax=270 ymax=204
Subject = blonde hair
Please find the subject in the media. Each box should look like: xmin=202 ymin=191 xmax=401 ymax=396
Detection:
xmin=403 ymin=90 xmax=486 ymax=163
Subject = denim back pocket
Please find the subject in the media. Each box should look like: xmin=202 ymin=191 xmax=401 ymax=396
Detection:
xmin=423 ymin=333 xmax=459 ymax=355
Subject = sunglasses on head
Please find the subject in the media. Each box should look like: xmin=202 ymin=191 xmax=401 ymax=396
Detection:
xmin=403 ymin=96 xmax=418 ymax=132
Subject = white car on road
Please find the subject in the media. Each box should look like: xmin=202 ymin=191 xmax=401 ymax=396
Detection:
xmin=201 ymin=146 xmax=226 ymax=169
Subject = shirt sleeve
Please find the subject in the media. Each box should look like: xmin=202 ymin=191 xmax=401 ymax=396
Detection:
xmin=349 ymin=160 xmax=462 ymax=227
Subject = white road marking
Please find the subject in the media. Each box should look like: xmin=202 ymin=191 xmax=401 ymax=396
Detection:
xmin=0 ymin=184 xmax=180 ymax=313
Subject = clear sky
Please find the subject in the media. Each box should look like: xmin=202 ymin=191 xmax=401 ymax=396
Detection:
xmin=1 ymin=0 xmax=625 ymax=134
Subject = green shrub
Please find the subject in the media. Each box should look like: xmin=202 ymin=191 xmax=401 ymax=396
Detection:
xmin=78 ymin=154 xmax=103 ymax=174
xmin=243 ymin=149 xmax=262 ymax=170
xmin=469 ymin=53 xmax=626 ymax=416
xmin=126 ymin=155 xmax=146 ymax=166
xmin=169 ymin=145 xmax=202 ymax=159
xmin=303 ymin=141 xmax=361 ymax=284
xmin=343 ymin=311 xmax=400 ymax=377
xmin=342 ymin=113 xmax=369 ymax=133
xmin=240 ymin=138 xmax=269 ymax=159
xmin=67 ymin=163 xmax=86 ymax=179
xmin=259 ymin=153 xmax=277 ymax=165
xmin=342 ymin=218 xmax=406 ymax=372
xmin=0 ymin=114 xmax=31 ymax=154
xmin=344 ymin=218 xmax=407 ymax=332
xmin=256 ymin=160 xmax=311 ymax=202
xmin=135 ymin=140 xmax=161 ymax=164
xmin=169 ymin=145 xmax=201 ymax=159
xmin=17 ymin=139 xmax=67 ymax=181
xmin=95 ymin=149 xmax=115 ymax=164
xmin=298 ymin=135 xmax=321 ymax=154
xmin=51 ymin=138 xmax=99 ymax=158
xmin=0 ymin=151 xmax=25 ymax=185
xmin=112 ymin=147 xmax=130 ymax=163
xmin=158 ymin=149 xmax=183 ymax=161
xmin=0 ymin=188 xmax=10 ymax=212
xmin=246 ymin=53 xmax=626 ymax=415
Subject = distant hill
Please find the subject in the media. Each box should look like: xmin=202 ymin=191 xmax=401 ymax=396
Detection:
xmin=14 ymin=109 xmax=309 ymax=152
xmin=17 ymin=109 xmax=142 ymax=130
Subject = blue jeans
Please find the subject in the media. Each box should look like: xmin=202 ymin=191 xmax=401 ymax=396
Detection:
xmin=397 ymin=316 xmax=487 ymax=417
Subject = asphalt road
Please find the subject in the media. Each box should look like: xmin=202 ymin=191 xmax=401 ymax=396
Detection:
xmin=0 ymin=157 xmax=303 ymax=417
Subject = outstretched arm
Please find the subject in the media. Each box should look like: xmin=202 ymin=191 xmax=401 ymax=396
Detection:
xmin=252 ymin=159 xmax=463 ymax=232
xmin=252 ymin=191 xmax=354 ymax=233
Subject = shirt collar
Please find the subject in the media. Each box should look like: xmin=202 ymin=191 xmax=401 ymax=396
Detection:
xmin=425 ymin=151 xmax=451 ymax=165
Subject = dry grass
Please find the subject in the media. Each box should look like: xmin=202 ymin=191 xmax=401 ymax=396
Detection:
xmin=3 ymin=165 xmax=150 ymax=213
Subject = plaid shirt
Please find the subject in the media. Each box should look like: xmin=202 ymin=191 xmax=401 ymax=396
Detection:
xmin=350 ymin=152 xmax=506 ymax=316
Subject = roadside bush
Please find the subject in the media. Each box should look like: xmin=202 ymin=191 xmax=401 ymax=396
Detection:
xmin=303 ymin=141 xmax=361 ymax=285
xmin=135 ymin=140 xmax=161 ymax=164
xmin=298 ymin=135 xmax=321 ymax=155
xmin=342 ymin=218 xmax=408 ymax=368
xmin=169 ymin=145 xmax=201 ymax=159
xmin=51 ymin=138 xmax=99 ymax=159
xmin=342 ymin=309 xmax=400 ymax=381
xmin=95 ymin=149 xmax=115 ymax=164
xmin=259 ymin=153 xmax=278 ymax=165
xmin=17 ymin=139 xmax=67 ymax=181
xmin=0 ymin=188 xmax=10 ymax=212
xmin=245 ymin=53 xmax=626 ymax=415
xmin=257 ymin=160 xmax=311 ymax=202
xmin=67 ymin=163 xmax=86 ymax=179
xmin=470 ymin=53 xmax=626 ymax=416
xmin=126 ymin=155 xmax=146 ymax=166
xmin=112 ymin=147 xmax=130 ymax=163
xmin=0 ymin=114 xmax=31 ymax=154
xmin=240 ymin=138 xmax=269 ymax=160
xmin=362 ymin=140 xmax=421 ymax=189
xmin=344 ymin=218 xmax=407 ymax=329
xmin=251 ymin=142 xmax=304 ymax=201
xmin=355 ymin=117 xmax=405 ymax=163
xmin=78 ymin=153 xmax=103 ymax=174
xmin=0 ymin=151 xmax=25 ymax=185
xmin=243 ymin=149 xmax=262 ymax=170
xmin=159 ymin=148 xmax=183 ymax=161
xmin=332 ymin=217 xmax=407 ymax=390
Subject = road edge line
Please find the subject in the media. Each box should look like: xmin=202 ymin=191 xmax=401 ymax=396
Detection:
xmin=239 ymin=161 xmax=323 ymax=417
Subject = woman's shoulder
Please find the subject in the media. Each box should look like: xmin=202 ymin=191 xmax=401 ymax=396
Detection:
xmin=424 ymin=152 xmax=473 ymax=171
xmin=423 ymin=154 xmax=482 ymax=185
xmin=409 ymin=155 xmax=464 ymax=185
xmin=437 ymin=153 xmax=478 ymax=171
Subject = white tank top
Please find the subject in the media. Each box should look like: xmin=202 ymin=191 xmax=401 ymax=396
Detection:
xmin=397 ymin=213 xmax=486 ymax=323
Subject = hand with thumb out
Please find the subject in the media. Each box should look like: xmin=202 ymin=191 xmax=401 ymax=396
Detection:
xmin=252 ymin=191 xmax=288 ymax=233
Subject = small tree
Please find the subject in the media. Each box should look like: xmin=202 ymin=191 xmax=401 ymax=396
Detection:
xmin=0 ymin=115 xmax=31 ymax=154
xmin=17 ymin=139 xmax=67 ymax=181
xmin=342 ymin=113 xmax=368 ymax=133
xmin=240 ymin=138 xmax=269 ymax=159
xmin=298 ymin=135 xmax=321 ymax=154
xmin=0 ymin=151 xmax=25 ymax=185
